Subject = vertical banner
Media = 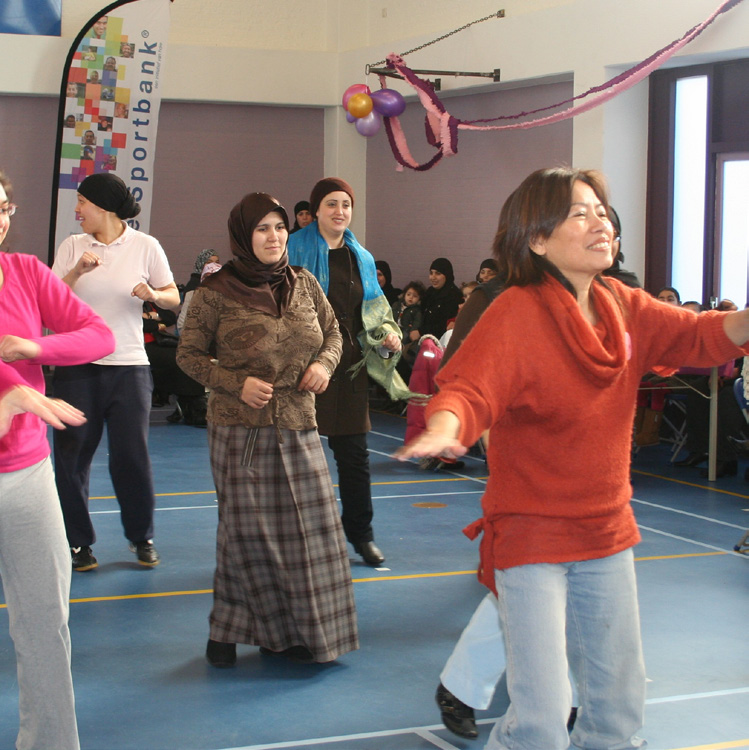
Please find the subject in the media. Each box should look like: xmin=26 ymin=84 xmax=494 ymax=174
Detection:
xmin=50 ymin=0 xmax=171 ymax=262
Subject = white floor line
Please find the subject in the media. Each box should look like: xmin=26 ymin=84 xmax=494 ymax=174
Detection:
xmin=414 ymin=729 xmax=462 ymax=749
xmin=90 ymin=504 xmax=217 ymax=515
xmin=215 ymin=685 xmax=749 ymax=750
xmin=217 ymin=721 xmax=466 ymax=750
xmin=637 ymin=524 xmax=749 ymax=558
xmin=632 ymin=498 xmax=747 ymax=530
xmin=646 ymin=686 xmax=749 ymax=704
xmin=371 ymin=490 xmax=483 ymax=500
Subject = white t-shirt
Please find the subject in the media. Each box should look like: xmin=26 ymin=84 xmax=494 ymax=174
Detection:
xmin=53 ymin=224 xmax=174 ymax=365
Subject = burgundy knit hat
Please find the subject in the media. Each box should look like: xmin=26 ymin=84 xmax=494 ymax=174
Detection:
xmin=309 ymin=177 xmax=355 ymax=218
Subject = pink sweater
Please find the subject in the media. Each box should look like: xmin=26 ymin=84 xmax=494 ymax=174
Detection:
xmin=429 ymin=276 xmax=748 ymax=591
xmin=0 ymin=252 xmax=115 ymax=473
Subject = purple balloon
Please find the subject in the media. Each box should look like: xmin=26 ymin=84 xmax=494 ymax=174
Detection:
xmin=371 ymin=89 xmax=406 ymax=117
xmin=355 ymin=111 xmax=382 ymax=137
xmin=346 ymin=111 xmax=357 ymax=123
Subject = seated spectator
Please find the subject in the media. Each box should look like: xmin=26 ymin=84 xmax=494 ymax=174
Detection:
xmin=656 ymin=286 xmax=681 ymax=305
xmin=177 ymin=250 xmax=219 ymax=332
xmin=144 ymin=303 xmax=207 ymax=426
xmin=392 ymin=280 xmax=425 ymax=346
xmin=415 ymin=257 xmax=463 ymax=340
xmin=674 ymin=357 xmax=745 ymax=476
xmin=682 ymin=300 xmax=703 ymax=314
xmin=717 ymin=298 xmax=739 ymax=312
xmin=440 ymin=282 xmax=478 ymax=350
xmin=476 ymin=258 xmax=498 ymax=283
xmin=290 ymin=201 xmax=312 ymax=233
xmin=635 ymin=286 xmax=685 ymax=445
xmin=375 ymin=260 xmax=401 ymax=304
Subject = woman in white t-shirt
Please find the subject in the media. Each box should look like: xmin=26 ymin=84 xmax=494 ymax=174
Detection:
xmin=52 ymin=173 xmax=179 ymax=572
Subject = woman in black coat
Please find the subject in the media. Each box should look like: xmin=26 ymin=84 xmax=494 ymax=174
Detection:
xmin=417 ymin=257 xmax=463 ymax=339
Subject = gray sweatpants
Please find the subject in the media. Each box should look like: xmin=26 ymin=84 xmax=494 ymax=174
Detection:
xmin=0 ymin=458 xmax=79 ymax=750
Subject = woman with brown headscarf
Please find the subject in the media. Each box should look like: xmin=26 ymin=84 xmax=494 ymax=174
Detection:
xmin=177 ymin=193 xmax=358 ymax=667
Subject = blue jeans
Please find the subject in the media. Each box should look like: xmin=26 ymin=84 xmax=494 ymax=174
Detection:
xmin=487 ymin=549 xmax=646 ymax=750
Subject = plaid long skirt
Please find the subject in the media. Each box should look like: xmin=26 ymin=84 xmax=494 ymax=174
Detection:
xmin=207 ymin=424 xmax=359 ymax=662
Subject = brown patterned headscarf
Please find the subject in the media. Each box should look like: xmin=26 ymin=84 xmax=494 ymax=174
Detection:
xmin=202 ymin=193 xmax=297 ymax=316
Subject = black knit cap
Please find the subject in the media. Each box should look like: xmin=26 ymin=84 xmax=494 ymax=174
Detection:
xmin=430 ymin=257 xmax=454 ymax=284
xmin=78 ymin=173 xmax=140 ymax=219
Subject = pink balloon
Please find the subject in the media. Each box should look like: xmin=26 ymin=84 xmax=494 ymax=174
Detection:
xmin=342 ymin=83 xmax=371 ymax=110
xmin=355 ymin=111 xmax=381 ymax=137
xmin=371 ymin=89 xmax=406 ymax=117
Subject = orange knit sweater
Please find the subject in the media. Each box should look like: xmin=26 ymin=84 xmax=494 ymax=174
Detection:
xmin=429 ymin=276 xmax=747 ymax=592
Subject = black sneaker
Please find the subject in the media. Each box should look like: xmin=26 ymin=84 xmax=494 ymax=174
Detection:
xmin=71 ymin=546 xmax=98 ymax=571
xmin=435 ymin=683 xmax=478 ymax=739
xmin=128 ymin=540 xmax=160 ymax=566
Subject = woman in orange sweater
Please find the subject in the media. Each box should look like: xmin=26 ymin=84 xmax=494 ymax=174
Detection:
xmin=398 ymin=167 xmax=749 ymax=750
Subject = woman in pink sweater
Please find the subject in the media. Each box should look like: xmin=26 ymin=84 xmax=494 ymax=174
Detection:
xmin=398 ymin=167 xmax=749 ymax=750
xmin=0 ymin=170 xmax=114 ymax=750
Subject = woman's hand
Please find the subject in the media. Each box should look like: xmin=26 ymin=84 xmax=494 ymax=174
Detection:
xmin=132 ymin=282 xmax=157 ymax=303
xmin=0 ymin=335 xmax=42 ymax=363
xmin=394 ymin=410 xmax=466 ymax=461
xmin=382 ymin=332 xmax=402 ymax=353
xmin=74 ymin=251 xmax=101 ymax=276
xmin=298 ymin=362 xmax=330 ymax=394
xmin=0 ymin=385 xmax=86 ymax=438
xmin=240 ymin=376 xmax=274 ymax=409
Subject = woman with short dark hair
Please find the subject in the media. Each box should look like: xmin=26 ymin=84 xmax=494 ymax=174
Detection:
xmin=399 ymin=166 xmax=749 ymax=750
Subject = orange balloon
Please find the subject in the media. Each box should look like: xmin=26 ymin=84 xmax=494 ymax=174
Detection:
xmin=347 ymin=93 xmax=374 ymax=119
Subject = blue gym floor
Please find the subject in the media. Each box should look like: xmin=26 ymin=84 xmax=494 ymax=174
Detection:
xmin=1 ymin=409 xmax=747 ymax=750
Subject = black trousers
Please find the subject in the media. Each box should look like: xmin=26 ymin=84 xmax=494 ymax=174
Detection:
xmin=685 ymin=376 xmax=747 ymax=461
xmin=327 ymin=433 xmax=374 ymax=547
xmin=52 ymin=364 xmax=156 ymax=547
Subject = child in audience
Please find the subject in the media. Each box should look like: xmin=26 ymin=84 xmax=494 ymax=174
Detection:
xmin=392 ymin=280 xmax=425 ymax=347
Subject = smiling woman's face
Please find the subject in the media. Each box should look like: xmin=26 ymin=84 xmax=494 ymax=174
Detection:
xmin=315 ymin=191 xmax=352 ymax=243
xmin=252 ymin=211 xmax=288 ymax=265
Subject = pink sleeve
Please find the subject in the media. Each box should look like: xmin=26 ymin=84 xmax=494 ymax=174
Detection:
xmin=0 ymin=361 xmax=26 ymax=395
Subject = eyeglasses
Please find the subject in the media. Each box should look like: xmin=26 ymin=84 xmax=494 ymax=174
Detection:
xmin=0 ymin=204 xmax=17 ymax=217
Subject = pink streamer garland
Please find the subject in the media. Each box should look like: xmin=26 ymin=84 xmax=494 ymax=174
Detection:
xmin=380 ymin=0 xmax=744 ymax=171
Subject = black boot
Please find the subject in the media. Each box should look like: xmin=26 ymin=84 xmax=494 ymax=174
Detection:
xmin=435 ymin=683 xmax=478 ymax=740
xmin=727 ymin=436 xmax=749 ymax=458
xmin=700 ymin=459 xmax=738 ymax=478
xmin=206 ymin=639 xmax=236 ymax=668
xmin=674 ymin=451 xmax=708 ymax=467
xmin=179 ymin=395 xmax=207 ymax=427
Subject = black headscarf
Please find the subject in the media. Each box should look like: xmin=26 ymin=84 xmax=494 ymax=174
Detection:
xmin=375 ymin=260 xmax=400 ymax=304
xmin=78 ymin=173 xmax=140 ymax=219
xmin=202 ymin=193 xmax=297 ymax=316
xmin=291 ymin=200 xmax=310 ymax=233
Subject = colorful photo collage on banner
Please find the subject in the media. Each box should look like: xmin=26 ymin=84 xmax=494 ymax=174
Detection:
xmin=60 ymin=15 xmax=132 ymax=188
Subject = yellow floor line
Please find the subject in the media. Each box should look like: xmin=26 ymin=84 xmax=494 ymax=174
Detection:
xmin=88 ymin=471 xmax=748 ymax=502
xmin=631 ymin=469 xmax=749 ymax=500
xmin=0 ymin=550 xmax=729 ymax=610
xmin=636 ymin=551 xmax=726 ymax=561
xmin=88 ymin=475 xmax=488 ymax=501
